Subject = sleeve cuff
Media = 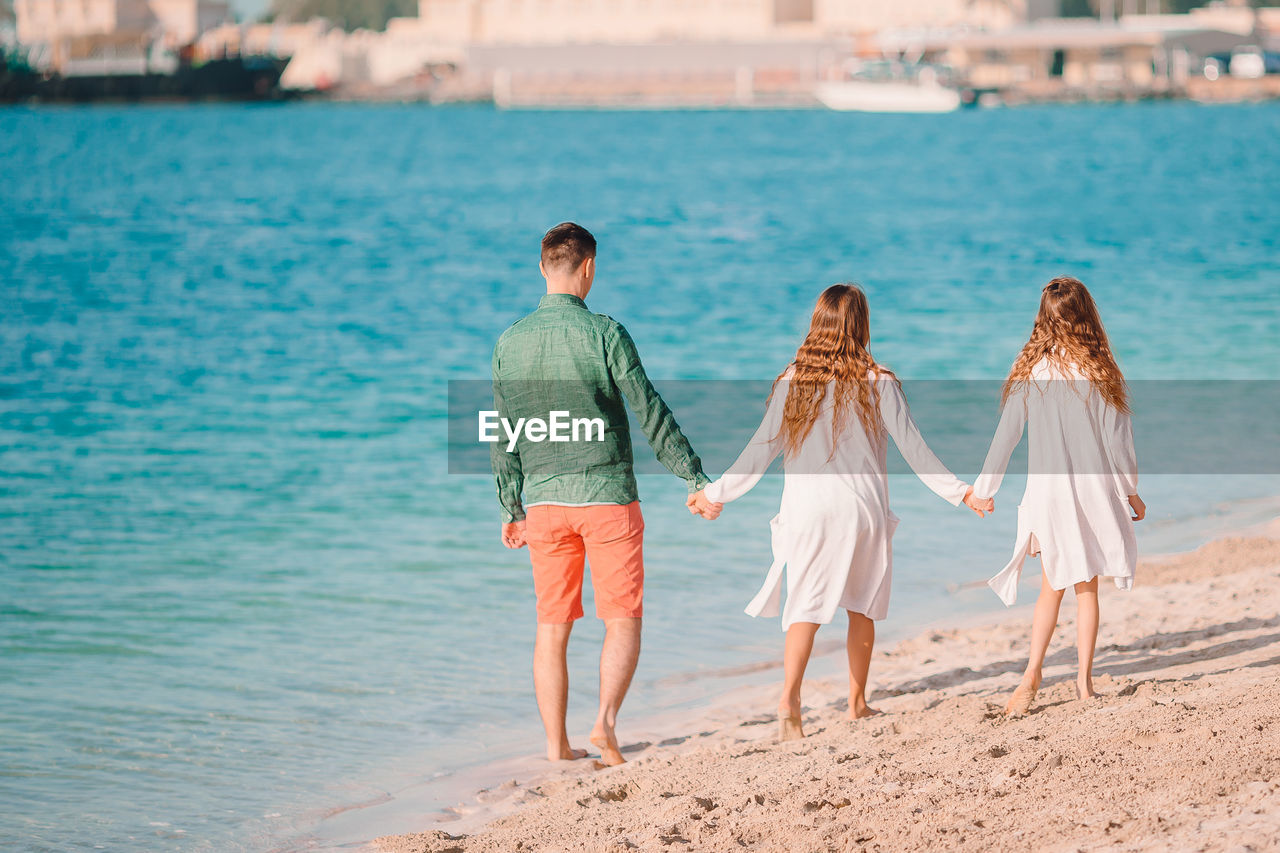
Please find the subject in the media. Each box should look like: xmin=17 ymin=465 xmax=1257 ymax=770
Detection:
xmin=688 ymin=472 xmax=711 ymax=493
xmin=502 ymin=507 xmax=526 ymax=523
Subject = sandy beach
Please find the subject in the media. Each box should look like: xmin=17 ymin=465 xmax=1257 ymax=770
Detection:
xmin=377 ymin=525 xmax=1280 ymax=853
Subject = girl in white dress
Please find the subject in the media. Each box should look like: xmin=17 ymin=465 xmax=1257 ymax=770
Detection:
xmin=698 ymin=284 xmax=990 ymax=741
xmin=973 ymin=277 xmax=1146 ymax=716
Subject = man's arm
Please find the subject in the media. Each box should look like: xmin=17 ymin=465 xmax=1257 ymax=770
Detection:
xmin=490 ymin=346 xmax=527 ymax=546
xmin=605 ymin=321 xmax=709 ymax=493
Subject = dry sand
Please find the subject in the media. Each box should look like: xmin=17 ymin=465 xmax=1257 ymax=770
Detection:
xmin=377 ymin=530 xmax=1280 ymax=853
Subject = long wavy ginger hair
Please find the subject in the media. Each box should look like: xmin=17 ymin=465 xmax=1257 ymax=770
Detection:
xmin=1002 ymin=276 xmax=1129 ymax=413
xmin=773 ymin=283 xmax=892 ymax=458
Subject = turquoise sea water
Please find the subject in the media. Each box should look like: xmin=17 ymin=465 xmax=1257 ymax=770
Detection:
xmin=1 ymin=103 xmax=1278 ymax=852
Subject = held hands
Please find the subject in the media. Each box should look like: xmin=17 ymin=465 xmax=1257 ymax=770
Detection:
xmin=1128 ymin=494 xmax=1146 ymax=521
xmin=501 ymin=520 xmax=527 ymax=549
xmin=963 ymin=487 xmax=994 ymax=518
xmin=687 ymin=490 xmax=723 ymax=520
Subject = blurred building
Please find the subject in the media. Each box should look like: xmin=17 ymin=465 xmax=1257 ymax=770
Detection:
xmin=197 ymin=18 xmax=332 ymax=60
xmin=414 ymin=0 xmax=794 ymax=43
xmin=411 ymin=0 xmax=1024 ymax=43
xmin=815 ymin=0 xmax=1023 ymax=33
xmin=15 ymin=0 xmax=154 ymax=44
xmin=123 ymin=0 xmax=1276 ymax=102
xmin=878 ymin=8 xmax=1271 ymax=92
xmin=15 ymin=0 xmax=231 ymax=69
xmin=148 ymin=0 xmax=230 ymax=46
xmin=16 ymin=0 xmax=229 ymax=44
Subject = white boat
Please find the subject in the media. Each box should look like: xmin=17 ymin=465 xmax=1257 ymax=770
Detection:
xmin=815 ymin=61 xmax=962 ymax=113
xmin=816 ymin=80 xmax=961 ymax=113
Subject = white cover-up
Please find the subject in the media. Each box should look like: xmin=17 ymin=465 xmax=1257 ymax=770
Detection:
xmin=703 ymin=372 xmax=970 ymax=630
xmin=974 ymin=358 xmax=1139 ymax=606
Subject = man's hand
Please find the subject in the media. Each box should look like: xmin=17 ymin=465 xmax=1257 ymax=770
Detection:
xmin=501 ymin=520 xmax=527 ymax=549
xmin=687 ymin=490 xmax=723 ymax=520
xmin=1128 ymin=494 xmax=1146 ymax=522
xmin=963 ymin=487 xmax=994 ymax=518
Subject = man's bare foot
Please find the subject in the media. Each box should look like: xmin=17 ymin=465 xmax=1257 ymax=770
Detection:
xmin=1004 ymin=674 xmax=1041 ymax=717
xmin=547 ymin=744 xmax=588 ymax=762
xmin=589 ymin=727 xmax=626 ymax=766
xmin=849 ymin=704 xmax=882 ymax=720
xmin=778 ymin=711 xmax=805 ymax=742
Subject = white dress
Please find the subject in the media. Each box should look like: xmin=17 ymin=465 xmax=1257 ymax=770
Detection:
xmin=704 ymin=371 xmax=970 ymax=630
xmin=974 ymin=358 xmax=1139 ymax=606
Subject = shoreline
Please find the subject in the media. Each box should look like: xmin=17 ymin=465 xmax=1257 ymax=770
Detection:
xmin=365 ymin=518 xmax=1280 ymax=853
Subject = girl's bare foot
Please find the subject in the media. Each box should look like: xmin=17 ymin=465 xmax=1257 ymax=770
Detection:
xmin=588 ymin=726 xmax=626 ymax=766
xmin=1004 ymin=675 xmax=1041 ymax=717
xmin=1076 ymin=679 xmax=1097 ymax=700
xmin=779 ymin=713 xmax=805 ymax=741
xmin=549 ymin=744 xmax=588 ymax=761
xmin=849 ymin=704 xmax=882 ymax=721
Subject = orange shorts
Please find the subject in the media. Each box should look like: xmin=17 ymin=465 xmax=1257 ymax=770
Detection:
xmin=524 ymin=502 xmax=645 ymax=624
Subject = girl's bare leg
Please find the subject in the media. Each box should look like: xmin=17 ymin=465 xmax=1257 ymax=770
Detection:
xmin=779 ymin=622 xmax=819 ymax=740
xmin=846 ymin=611 xmax=882 ymax=719
xmin=1006 ymin=572 xmax=1065 ymax=715
xmin=1074 ymin=577 xmax=1099 ymax=698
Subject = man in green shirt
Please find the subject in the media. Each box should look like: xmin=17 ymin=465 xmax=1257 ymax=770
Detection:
xmin=491 ymin=222 xmax=720 ymax=766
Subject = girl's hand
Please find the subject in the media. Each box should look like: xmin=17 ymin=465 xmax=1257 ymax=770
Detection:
xmin=963 ymin=487 xmax=994 ymax=518
xmin=1128 ymin=494 xmax=1146 ymax=522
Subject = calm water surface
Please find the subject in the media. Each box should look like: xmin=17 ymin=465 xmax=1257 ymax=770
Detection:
xmin=1 ymin=102 xmax=1278 ymax=851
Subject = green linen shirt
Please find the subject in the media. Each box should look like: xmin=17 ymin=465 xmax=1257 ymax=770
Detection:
xmin=490 ymin=293 xmax=709 ymax=523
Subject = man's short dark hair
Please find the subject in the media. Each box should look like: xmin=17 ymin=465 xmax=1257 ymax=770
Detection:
xmin=540 ymin=222 xmax=597 ymax=273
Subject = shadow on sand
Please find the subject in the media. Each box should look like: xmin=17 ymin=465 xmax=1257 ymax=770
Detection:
xmin=868 ymin=615 xmax=1280 ymax=701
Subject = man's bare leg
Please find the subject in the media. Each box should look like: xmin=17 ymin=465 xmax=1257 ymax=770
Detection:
xmin=846 ymin=611 xmax=882 ymax=719
xmin=534 ymin=621 xmax=587 ymax=761
xmin=1074 ymin=577 xmax=1099 ymax=698
xmin=1006 ymin=572 xmax=1065 ymax=716
xmin=589 ymin=616 xmax=641 ymax=766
